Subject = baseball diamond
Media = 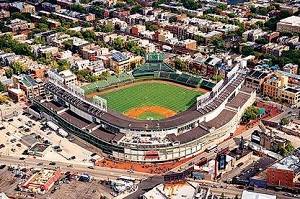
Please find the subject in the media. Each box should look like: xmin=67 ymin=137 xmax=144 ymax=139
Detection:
xmin=100 ymin=82 xmax=202 ymax=120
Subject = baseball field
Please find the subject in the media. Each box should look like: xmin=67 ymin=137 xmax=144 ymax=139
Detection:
xmin=100 ymin=82 xmax=202 ymax=120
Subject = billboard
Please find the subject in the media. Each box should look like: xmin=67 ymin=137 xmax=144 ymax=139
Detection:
xmin=218 ymin=154 xmax=226 ymax=170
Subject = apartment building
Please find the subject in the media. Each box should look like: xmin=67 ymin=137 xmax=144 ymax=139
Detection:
xmin=263 ymin=72 xmax=300 ymax=107
xmin=59 ymin=70 xmax=77 ymax=86
xmin=262 ymin=43 xmax=289 ymax=57
xmin=11 ymin=2 xmax=35 ymax=14
xmin=262 ymin=73 xmax=288 ymax=99
xmin=277 ymin=16 xmax=300 ymax=33
xmin=5 ymin=19 xmax=35 ymax=33
xmin=110 ymin=51 xmax=143 ymax=74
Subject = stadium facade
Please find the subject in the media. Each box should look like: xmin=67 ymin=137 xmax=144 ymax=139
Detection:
xmin=32 ymin=54 xmax=256 ymax=162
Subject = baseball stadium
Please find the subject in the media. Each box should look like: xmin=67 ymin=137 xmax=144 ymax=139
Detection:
xmin=32 ymin=53 xmax=256 ymax=162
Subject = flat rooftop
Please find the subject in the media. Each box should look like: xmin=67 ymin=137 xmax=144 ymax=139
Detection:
xmin=279 ymin=16 xmax=300 ymax=26
xmin=28 ymin=143 xmax=50 ymax=153
xmin=242 ymin=190 xmax=276 ymax=199
xmin=226 ymin=92 xmax=251 ymax=109
xmin=142 ymin=181 xmax=199 ymax=199
xmin=59 ymin=110 xmax=91 ymax=129
xmin=42 ymin=101 xmax=65 ymax=112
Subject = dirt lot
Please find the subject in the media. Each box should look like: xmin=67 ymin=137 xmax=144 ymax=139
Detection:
xmin=44 ymin=180 xmax=113 ymax=199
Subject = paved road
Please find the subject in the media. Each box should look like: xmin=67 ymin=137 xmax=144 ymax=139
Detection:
xmin=0 ymin=155 xmax=151 ymax=180
xmin=193 ymin=180 xmax=298 ymax=199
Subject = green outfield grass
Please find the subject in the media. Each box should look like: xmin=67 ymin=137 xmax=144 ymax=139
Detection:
xmin=100 ymin=82 xmax=202 ymax=114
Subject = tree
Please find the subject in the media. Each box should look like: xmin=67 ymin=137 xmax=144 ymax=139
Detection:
xmin=34 ymin=36 xmax=46 ymax=45
xmin=211 ymin=38 xmax=225 ymax=49
xmin=0 ymin=95 xmax=9 ymax=104
xmin=169 ymin=16 xmax=177 ymax=23
xmin=194 ymin=35 xmax=205 ymax=45
xmin=145 ymin=22 xmax=159 ymax=31
xmin=280 ymin=117 xmax=290 ymax=126
xmin=285 ymin=141 xmax=295 ymax=154
xmin=217 ymin=3 xmax=227 ymax=11
xmin=174 ymin=58 xmax=188 ymax=71
xmin=11 ymin=62 xmax=28 ymax=75
xmin=130 ymin=5 xmax=142 ymax=14
xmin=82 ymin=30 xmax=96 ymax=42
xmin=100 ymin=22 xmax=114 ymax=33
xmin=113 ymin=37 xmax=125 ymax=51
xmin=0 ymin=82 xmax=5 ymax=92
xmin=70 ymin=3 xmax=87 ymax=13
xmin=57 ymin=59 xmax=70 ymax=72
xmin=5 ymin=68 xmax=13 ymax=78
xmin=241 ymin=46 xmax=254 ymax=56
xmin=255 ymin=38 xmax=268 ymax=45
xmin=89 ymin=6 xmax=105 ymax=18
xmin=181 ymin=0 xmax=199 ymax=10
xmin=242 ymin=106 xmax=259 ymax=122
xmin=63 ymin=39 xmax=73 ymax=50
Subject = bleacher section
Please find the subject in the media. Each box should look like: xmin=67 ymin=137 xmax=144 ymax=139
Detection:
xmin=200 ymin=80 xmax=216 ymax=91
xmin=132 ymin=62 xmax=176 ymax=77
xmin=131 ymin=61 xmax=202 ymax=87
xmin=82 ymin=73 xmax=134 ymax=94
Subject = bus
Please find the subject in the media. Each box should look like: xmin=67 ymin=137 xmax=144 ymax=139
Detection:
xmin=205 ymin=144 xmax=218 ymax=152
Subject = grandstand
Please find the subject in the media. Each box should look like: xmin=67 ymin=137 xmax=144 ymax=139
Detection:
xmin=82 ymin=73 xmax=134 ymax=94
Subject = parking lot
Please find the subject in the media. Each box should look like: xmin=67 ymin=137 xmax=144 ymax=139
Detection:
xmin=0 ymin=103 xmax=102 ymax=166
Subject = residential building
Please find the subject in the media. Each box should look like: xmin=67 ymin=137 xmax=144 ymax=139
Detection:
xmin=41 ymin=2 xmax=61 ymax=12
xmin=81 ymin=44 xmax=109 ymax=61
xmin=0 ymin=9 xmax=9 ymax=19
xmin=110 ymin=51 xmax=143 ymax=74
xmin=262 ymin=73 xmax=288 ymax=99
xmin=279 ymin=87 xmax=300 ymax=107
xmin=154 ymin=30 xmax=174 ymax=43
xmin=263 ymin=72 xmax=300 ymax=107
xmin=245 ymin=70 xmax=270 ymax=91
xmin=283 ymin=63 xmax=298 ymax=75
xmin=277 ymin=16 xmax=300 ymax=33
xmin=8 ymin=88 xmax=26 ymax=102
xmin=130 ymin=25 xmax=146 ymax=37
xmin=266 ymin=154 xmax=300 ymax=189
xmin=11 ymin=2 xmax=35 ymax=14
xmin=177 ymin=39 xmax=197 ymax=51
xmin=242 ymin=29 xmax=267 ymax=42
xmin=0 ymin=193 xmax=9 ymax=199
xmin=142 ymin=181 xmax=203 ymax=199
xmin=12 ymin=75 xmax=45 ymax=99
xmin=59 ymin=70 xmax=77 ymax=86
xmin=262 ymin=43 xmax=289 ymax=57
xmin=5 ymin=19 xmax=35 ymax=33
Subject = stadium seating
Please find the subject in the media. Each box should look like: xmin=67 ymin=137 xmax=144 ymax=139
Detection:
xmin=82 ymin=73 xmax=134 ymax=94
xmin=200 ymin=80 xmax=216 ymax=90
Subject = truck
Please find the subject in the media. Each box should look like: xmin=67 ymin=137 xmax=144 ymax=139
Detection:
xmin=58 ymin=128 xmax=68 ymax=137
